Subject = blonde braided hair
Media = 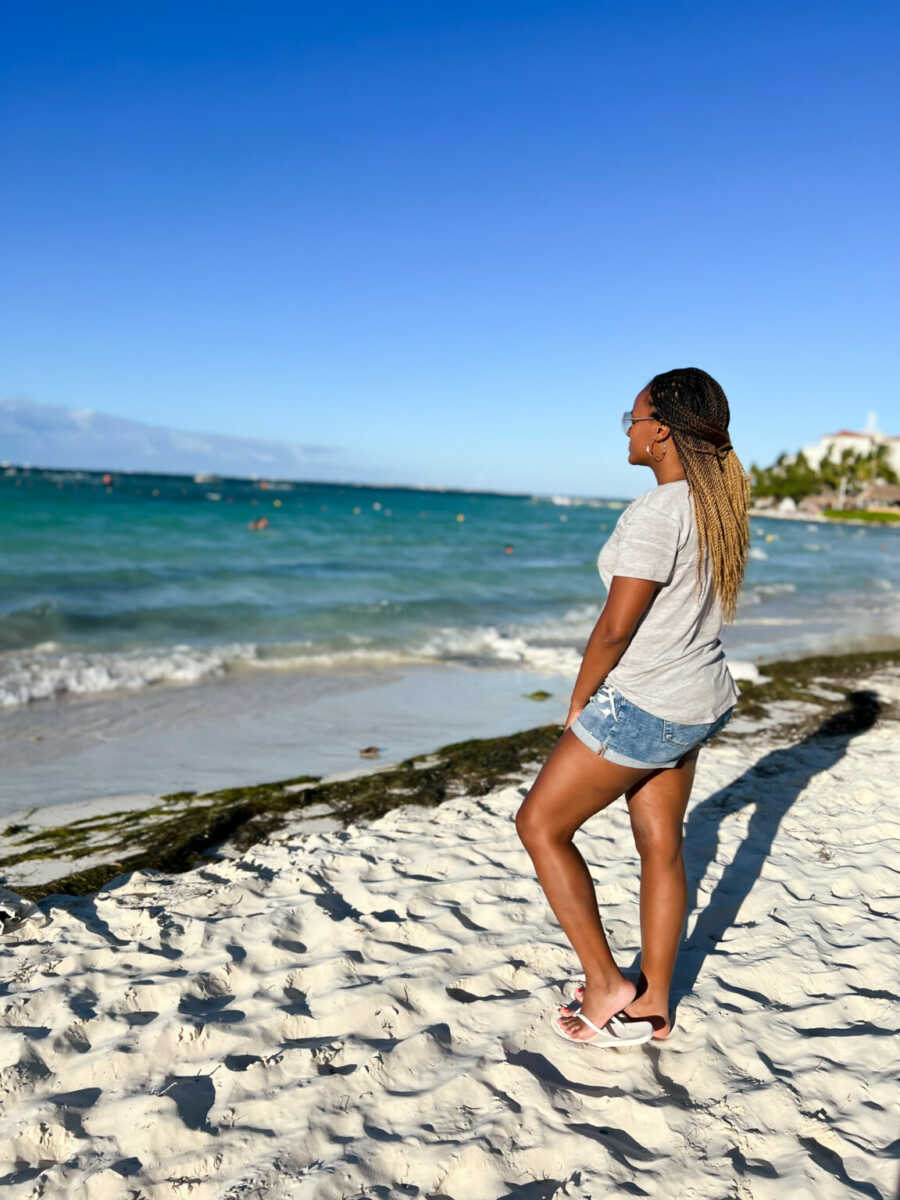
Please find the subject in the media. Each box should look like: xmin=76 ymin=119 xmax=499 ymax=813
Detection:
xmin=647 ymin=367 xmax=749 ymax=622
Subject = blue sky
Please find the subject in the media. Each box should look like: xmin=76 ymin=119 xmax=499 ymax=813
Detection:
xmin=2 ymin=1 xmax=898 ymax=496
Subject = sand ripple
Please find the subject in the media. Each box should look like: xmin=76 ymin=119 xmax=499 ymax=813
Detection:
xmin=1 ymin=719 xmax=898 ymax=1198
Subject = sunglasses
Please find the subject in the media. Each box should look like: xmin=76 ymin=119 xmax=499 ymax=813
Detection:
xmin=621 ymin=411 xmax=657 ymax=435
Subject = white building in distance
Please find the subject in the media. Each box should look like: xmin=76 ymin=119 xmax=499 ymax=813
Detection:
xmin=800 ymin=425 xmax=900 ymax=475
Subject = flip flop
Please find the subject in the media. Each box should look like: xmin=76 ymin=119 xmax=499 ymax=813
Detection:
xmin=550 ymin=1008 xmax=654 ymax=1047
xmin=559 ymin=982 xmax=672 ymax=1041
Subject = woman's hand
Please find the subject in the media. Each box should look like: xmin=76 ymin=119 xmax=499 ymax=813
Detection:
xmin=564 ymin=702 xmax=586 ymax=732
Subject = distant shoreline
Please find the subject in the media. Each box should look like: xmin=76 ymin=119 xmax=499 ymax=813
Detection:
xmin=749 ymin=506 xmax=900 ymax=528
xmin=2 ymin=460 xmax=620 ymax=504
xmin=12 ymin=462 xmax=898 ymax=521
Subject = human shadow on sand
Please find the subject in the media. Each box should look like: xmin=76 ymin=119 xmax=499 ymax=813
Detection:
xmin=669 ymin=687 xmax=883 ymax=1008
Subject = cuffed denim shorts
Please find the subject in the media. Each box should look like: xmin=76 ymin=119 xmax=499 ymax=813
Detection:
xmin=570 ymin=682 xmax=733 ymax=770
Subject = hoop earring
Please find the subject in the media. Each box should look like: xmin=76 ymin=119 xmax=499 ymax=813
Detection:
xmin=646 ymin=441 xmax=667 ymax=463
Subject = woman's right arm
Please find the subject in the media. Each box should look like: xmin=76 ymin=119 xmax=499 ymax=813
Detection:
xmin=565 ymin=575 xmax=659 ymax=730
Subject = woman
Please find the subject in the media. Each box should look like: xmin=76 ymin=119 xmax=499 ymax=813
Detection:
xmin=516 ymin=367 xmax=749 ymax=1046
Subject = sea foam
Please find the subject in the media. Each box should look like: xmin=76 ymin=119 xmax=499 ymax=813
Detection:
xmin=0 ymin=644 xmax=257 ymax=708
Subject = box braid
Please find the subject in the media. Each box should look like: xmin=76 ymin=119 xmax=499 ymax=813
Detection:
xmin=647 ymin=367 xmax=749 ymax=622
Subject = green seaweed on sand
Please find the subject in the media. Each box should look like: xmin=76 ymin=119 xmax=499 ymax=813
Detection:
xmin=6 ymin=726 xmax=562 ymax=903
xmin=733 ymin=647 xmax=900 ymax=725
xmin=523 ymin=690 xmax=553 ymax=700
xmin=2 ymin=775 xmax=320 ymax=902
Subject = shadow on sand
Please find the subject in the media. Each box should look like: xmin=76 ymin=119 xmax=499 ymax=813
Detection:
xmin=669 ymin=688 xmax=883 ymax=1010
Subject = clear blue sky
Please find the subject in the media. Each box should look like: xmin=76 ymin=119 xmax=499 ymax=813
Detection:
xmin=2 ymin=1 xmax=898 ymax=496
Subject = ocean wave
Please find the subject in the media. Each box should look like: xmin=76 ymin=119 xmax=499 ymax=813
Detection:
xmin=0 ymin=644 xmax=260 ymax=708
xmin=732 ymin=617 xmax=806 ymax=627
xmin=506 ymin=605 xmax=598 ymax=641
xmin=0 ymin=628 xmax=788 ymax=711
xmin=755 ymin=582 xmax=797 ymax=596
xmin=3 ymin=577 xmax=894 ymax=709
xmin=536 ymin=494 xmax=626 ymax=510
xmin=416 ymin=624 xmax=583 ymax=676
xmin=740 ymin=583 xmax=798 ymax=607
xmin=0 ymin=641 xmax=454 ymax=708
xmin=0 ymin=615 xmax=590 ymax=709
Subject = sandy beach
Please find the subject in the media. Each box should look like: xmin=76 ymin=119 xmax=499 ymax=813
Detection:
xmin=1 ymin=651 xmax=898 ymax=1198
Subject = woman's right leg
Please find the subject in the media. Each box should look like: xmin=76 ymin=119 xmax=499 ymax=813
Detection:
xmin=516 ymin=728 xmax=651 ymax=1040
xmin=621 ymin=748 xmax=700 ymax=1037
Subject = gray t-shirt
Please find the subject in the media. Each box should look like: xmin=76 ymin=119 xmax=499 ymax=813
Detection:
xmin=597 ymin=479 xmax=738 ymax=723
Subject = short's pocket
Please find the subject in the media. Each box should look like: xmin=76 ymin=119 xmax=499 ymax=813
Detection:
xmin=663 ymin=706 xmax=733 ymax=747
xmin=662 ymin=718 xmax=717 ymax=747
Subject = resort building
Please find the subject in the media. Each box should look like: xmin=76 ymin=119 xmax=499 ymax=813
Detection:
xmin=800 ymin=429 xmax=900 ymax=474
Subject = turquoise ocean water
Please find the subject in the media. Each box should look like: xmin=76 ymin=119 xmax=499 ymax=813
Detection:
xmin=2 ymin=466 xmax=899 ymax=711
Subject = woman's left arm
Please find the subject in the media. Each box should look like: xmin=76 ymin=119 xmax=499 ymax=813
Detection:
xmin=565 ymin=575 xmax=659 ymax=730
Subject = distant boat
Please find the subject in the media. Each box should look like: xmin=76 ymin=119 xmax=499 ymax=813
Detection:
xmin=194 ymin=473 xmax=222 ymax=483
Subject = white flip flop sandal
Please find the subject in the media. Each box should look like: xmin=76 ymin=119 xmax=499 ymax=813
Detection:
xmin=551 ymin=1008 xmax=654 ymax=1047
xmin=558 ymin=981 xmax=670 ymax=1041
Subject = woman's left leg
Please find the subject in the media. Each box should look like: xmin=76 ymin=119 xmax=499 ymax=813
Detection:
xmin=516 ymin=728 xmax=651 ymax=1040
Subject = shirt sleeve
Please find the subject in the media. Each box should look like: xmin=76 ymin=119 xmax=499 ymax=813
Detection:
xmin=611 ymin=503 xmax=679 ymax=584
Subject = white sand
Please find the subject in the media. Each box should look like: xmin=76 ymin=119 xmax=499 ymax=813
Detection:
xmin=1 ymin=673 xmax=898 ymax=1198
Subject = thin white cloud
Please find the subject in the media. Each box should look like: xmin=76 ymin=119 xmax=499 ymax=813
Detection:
xmin=70 ymin=408 xmax=97 ymax=430
xmin=0 ymin=397 xmax=349 ymax=481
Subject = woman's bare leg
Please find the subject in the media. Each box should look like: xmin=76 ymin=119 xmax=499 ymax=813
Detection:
xmin=516 ymin=729 xmax=651 ymax=1040
xmin=621 ymin=748 xmax=700 ymax=1038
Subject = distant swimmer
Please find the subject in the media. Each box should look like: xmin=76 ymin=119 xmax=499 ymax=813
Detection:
xmin=248 ymin=516 xmax=269 ymax=531
xmin=504 ymin=544 xmax=514 ymax=554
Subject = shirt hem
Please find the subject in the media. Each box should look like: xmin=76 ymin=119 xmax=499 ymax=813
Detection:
xmin=605 ymin=677 xmax=739 ymax=725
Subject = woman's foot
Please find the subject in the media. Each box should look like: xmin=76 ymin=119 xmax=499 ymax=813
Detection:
xmin=622 ymin=994 xmax=671 ymax=1039
xmin=562 ymin=981 xmax=671 ymax=1040
xmin=555 ymin=975 xmax=637 ymax=1042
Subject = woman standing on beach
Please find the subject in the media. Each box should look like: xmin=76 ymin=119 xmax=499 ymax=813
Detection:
xmin=516 ymin=367 xmax=749 ymax=1045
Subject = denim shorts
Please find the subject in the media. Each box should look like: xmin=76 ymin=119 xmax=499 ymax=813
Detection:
xmin=570 ymin=682 xmax=733 ymax=770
